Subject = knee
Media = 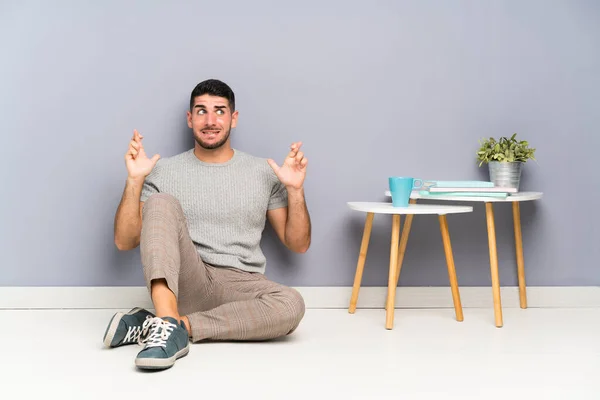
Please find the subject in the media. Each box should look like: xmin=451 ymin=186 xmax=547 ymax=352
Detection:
xmin=279 ymin=287 xmax=306 ymax=333
xmin=143 ymin=193 xmax=184 ymax=217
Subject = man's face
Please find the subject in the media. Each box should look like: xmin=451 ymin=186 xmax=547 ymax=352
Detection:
xmin=187 ymin=94 xmax=238 ymax=150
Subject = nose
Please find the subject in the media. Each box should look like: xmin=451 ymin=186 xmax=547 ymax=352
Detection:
xmin=206 ymin=111 xmax=217 ymax=125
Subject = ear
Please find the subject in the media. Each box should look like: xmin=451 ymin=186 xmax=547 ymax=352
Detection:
xmin=186 ymin=110 xmax=193 ymax=128
xmin=231 ymin=110 xmax=239 ymax=129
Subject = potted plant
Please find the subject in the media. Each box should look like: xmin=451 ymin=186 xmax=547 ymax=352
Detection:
xmin=476 ymin=133 xmax=536 ymax=190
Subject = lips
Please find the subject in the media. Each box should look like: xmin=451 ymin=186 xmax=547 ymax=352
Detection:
xmin=202 ymin=129 xmax=220 ymax=138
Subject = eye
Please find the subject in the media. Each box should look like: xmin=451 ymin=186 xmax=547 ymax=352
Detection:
xmin=216 ymin=109 xmax=224 ymax=115
xmin=197 ymin=109 xmax=206 ymax=115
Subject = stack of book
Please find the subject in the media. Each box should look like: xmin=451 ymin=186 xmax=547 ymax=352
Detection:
xmin=417 ymin=180 xmax=517 ymax=198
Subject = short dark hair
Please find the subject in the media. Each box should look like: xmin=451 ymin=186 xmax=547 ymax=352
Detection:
xmin=189 ymin=79 xmax=235 ymax=111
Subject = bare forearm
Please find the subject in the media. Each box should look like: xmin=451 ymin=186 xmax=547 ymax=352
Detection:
xmin=114 ymin=177 xmax=144 ymax=250
xmin=284 ymin=187 xmax=311 ymax=253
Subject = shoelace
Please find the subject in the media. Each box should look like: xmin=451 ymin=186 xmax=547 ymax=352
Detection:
xmin=123 ymin=315 xmax=154 ymax=344
xmin=141 ymin=317 xmax=177 ymax=348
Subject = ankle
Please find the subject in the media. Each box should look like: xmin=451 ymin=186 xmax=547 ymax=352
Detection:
xmin=181 ymin=316 xmax=192 ymax=336
xmin=150 ymin=279 xmax=181 ymax=320
xmin=157 ymin=313 xmax=180 ymax=321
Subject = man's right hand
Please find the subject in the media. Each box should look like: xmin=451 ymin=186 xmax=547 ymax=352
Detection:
xmin=125 ymin=129 xmax=160 ymax=181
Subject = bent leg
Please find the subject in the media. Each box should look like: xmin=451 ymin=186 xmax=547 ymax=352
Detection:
xmin=140 ymin=193 xmax=214 ymax=320
xmin=184 ymin=268 xmax=306 ymax=342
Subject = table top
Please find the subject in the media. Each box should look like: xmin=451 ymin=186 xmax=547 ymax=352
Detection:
xmin=384 ymin=190 xmax=543 ymax=203
xmin=347 ymin=202 xmax=473 ymax=215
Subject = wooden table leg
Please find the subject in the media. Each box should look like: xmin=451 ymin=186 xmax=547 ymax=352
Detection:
xmin=512 ymin=202 xmax=527 ymax=309
xmin=395 ymin=199 xmax=416 ymax=286
xmin=386 ymin=214 xmax=401 ymax=329
xmin=349 ymin=212 xmax=374 ymax=313
xmin=439 ymin=214 xmax=464 ymax=322
xmin=485 ymin=203 xmax=503 ymax=327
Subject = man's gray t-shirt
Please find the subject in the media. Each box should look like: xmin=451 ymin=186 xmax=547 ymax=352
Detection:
xmin=140 ymin=148 xmax=288 ymax=274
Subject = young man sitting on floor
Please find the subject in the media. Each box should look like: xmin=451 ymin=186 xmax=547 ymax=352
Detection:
xmin=103 ymin=79 xmax=311 ymax=370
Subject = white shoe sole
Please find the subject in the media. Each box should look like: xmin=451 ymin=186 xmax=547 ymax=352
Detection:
xmin=135 ymin=342 xmax=190 ymax=370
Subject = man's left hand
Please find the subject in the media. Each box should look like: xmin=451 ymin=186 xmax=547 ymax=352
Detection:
xmin=268 ymin=142 xmax=308 ymax=190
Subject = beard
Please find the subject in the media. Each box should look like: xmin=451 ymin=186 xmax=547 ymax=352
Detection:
xmin=194 ymin=125 xmax=231 ymax=150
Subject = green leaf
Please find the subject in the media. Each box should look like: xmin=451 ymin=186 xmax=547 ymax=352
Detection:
xmin=475 ymin=132 xmax=536 ymax=165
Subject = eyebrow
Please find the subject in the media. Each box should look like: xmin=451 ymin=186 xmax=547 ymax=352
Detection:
xmin=193 ymin=105 xmax=228 ymax=110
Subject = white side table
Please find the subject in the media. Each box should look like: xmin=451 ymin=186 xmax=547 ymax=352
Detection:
xmin=384 ymin=191 xmax=544 ymax=327
xmin=347 ymin=202 xmax=473 ymax=330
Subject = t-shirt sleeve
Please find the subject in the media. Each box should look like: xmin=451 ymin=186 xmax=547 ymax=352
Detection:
xmin=268 ymin=172 xmax=288 ymax=210
xmin=140 ymin=163 xmax=161 ymax=202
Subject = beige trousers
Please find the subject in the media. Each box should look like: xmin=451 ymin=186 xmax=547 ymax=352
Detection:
xmin=140 ymin=193 xmax=305 ymax=343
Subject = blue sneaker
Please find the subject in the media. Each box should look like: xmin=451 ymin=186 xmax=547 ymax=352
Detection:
xmin=135 ymin=316 xmax=190 ymax=370
xmin=103 ymin=307 xmax=155 ymax=348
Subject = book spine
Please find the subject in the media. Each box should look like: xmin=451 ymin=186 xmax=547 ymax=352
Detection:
xmin=429 ymin=186 xmax=517 ymax=193
xmin=426 ymin=180 xmax=494 ymax=188
xmin=419 ymin=191 xmax=508 ymax=198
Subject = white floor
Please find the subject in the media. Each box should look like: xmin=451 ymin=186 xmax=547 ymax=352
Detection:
xmin=2 ymin=308 xmax=599 ymax=399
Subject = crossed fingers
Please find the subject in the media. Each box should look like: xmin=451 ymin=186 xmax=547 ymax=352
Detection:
xmin=288 ymin=142 xmax=307 ymax=169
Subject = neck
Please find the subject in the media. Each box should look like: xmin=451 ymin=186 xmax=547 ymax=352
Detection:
xmin=193 ymin=142 xmax=234 ymax=164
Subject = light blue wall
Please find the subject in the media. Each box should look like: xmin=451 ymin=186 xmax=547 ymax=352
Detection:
xmin=1 ymin=0 xmax=598 ymax=286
